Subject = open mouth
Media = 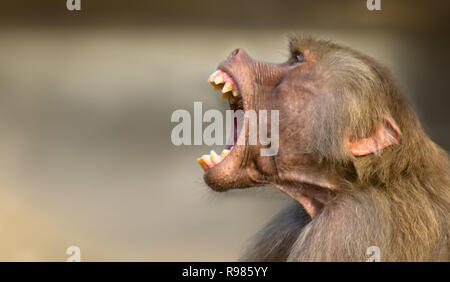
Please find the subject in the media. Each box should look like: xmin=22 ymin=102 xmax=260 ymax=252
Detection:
xmin=197 ymin=69 xmax=244 ymax=171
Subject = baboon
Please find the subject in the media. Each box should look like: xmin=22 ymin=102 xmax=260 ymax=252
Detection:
xmin=198 ymin=37 xmax=449 ymax=261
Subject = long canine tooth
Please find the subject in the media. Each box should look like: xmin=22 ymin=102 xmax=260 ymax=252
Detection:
xmin=214 ymin=75 xmax=224 ymax=84
xmin=232 ymin=89 xmax=239 ymax=97
xmin=222 ymin=82 xmax=232 ymax=93
xmin=210 ymin=150 xmax=220 ymax=165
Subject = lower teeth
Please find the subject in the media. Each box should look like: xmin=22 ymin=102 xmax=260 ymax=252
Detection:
xmin=197 ymin=149 xmax=231 ymax=171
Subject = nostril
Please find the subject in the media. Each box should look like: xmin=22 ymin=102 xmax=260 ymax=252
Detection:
xmin=230 ymin=48 xmax=240 ymax=57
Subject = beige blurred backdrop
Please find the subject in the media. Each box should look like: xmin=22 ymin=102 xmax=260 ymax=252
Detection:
xmin=0 ymin=0 xmax=448 ymax=261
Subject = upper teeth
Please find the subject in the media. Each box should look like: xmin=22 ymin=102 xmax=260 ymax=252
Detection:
xmin=222 ymin=82 xmax=232 ymax=93
xmin=208 ymin=70 xmax=240 ymax=98
xmin=214 ymin=75 xmax=224 ymax=85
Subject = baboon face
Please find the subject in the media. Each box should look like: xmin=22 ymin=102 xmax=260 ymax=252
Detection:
xmin=199 ymin=37 xmax=402 ymax=195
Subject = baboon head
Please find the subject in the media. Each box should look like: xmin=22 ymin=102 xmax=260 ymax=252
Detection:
xmin=198 ymin=37 xmax=418 ymax=217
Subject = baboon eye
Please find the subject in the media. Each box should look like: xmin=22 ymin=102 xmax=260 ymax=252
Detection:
xmin=290 ymin=52 xmax=304 ymax=65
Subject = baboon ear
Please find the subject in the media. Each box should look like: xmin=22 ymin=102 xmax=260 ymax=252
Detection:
xmin=348 ymin=117 xmax=401 ymax=156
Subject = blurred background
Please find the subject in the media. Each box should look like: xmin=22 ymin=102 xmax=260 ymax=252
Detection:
xmin=0 ymin=0 xmax=448 ymax=261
